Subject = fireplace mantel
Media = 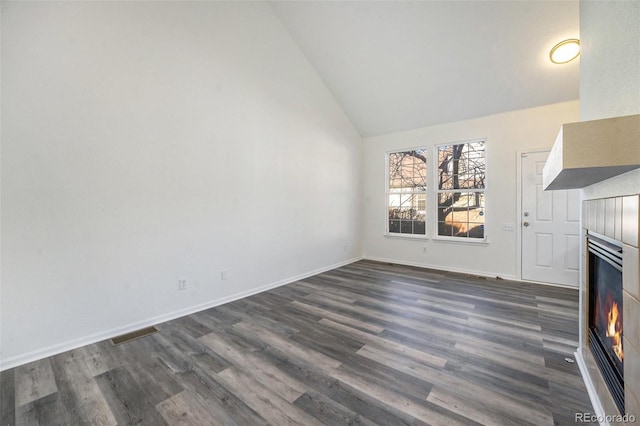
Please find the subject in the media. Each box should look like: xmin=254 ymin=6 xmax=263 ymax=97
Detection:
xmin=543 ymin=114 xmax=640 ymax=190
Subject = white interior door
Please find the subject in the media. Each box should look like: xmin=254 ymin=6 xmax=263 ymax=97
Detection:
xmin=521 ymin=151 xmax=580 ymax=287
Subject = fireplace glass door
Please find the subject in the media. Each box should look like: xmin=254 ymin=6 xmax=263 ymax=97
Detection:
xmin=588 ymin=233 xmax=624 ymax=413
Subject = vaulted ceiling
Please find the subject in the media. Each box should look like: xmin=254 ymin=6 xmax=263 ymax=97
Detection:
xmin=270 ymin=1 xmax=580 ymax=137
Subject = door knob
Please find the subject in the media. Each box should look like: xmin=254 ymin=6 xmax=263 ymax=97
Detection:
xmin=523 ymin=221 xmax=530 ymax=227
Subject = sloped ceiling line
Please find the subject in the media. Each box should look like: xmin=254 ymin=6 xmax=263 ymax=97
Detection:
xmin=270 ymin=1 xmax=580 ymax=137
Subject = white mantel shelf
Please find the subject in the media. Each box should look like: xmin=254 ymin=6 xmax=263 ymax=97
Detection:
xmin=543 ymin=114 xmax=640 ymax=190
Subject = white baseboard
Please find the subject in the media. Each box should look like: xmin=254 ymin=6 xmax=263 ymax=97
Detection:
xmin=363 ymin=255 xmax=519 ymax=281
xmin=362 ymin=255 xmax=582 ymax=290
xmin=0 ymin=256 xmax=363 ymax=371
xmin=575 ymin=349 xmax=609 ymax=426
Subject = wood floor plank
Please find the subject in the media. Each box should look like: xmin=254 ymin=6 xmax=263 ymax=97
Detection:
xmin=74 ymin=341 xmax=121 ymax=378
xmin=355 ymin=336 xmax=554 ymax=424
xmin=0 ymin=370 xmax=16 ymax=426
xmin=293 ymin=390 xmax=377 ymax=426
xmin=243 ymin=346 xmax=417 ymax=425
xmin=442 ymin=357 xmax=552 ymax=407
xmin=232 ymin=321 xmax=343 ymax=372
xmin=156 ymin=391 xmax=220 ymax=426
xmin=15 ymin=393 xmax=74 ymax=426
xmin=111 ymin=338 xmax=185 ymax=406
xmin=175 ymin=370 xmax=268 ymax=425
xmin=49 ymin=354 xmax=117 ymax=426
xmin=290 ymin=300 xmax=385 ymax=334
xmin=321 ymin=319 xmax=448 ymax=368
xmin=14 ymin=359 xmax=57 ymax=408
xmin=297 ymin=282 xmax=358 ymax=305
xmin=452 ymin=341 xmax=555 ymax=380
xmin=94 ymin=367 xmax=166 ymax=425
xmin=156 ymin=390 xmax=234 ymax=425
xmin=372 ymin=309 xmax=546 ymax=357
xmin=426 ymin=386 xmax=548 ymax=426
xmin=165 ymin=315 xmax=214 ymax=339
xmin=190 ymin=305 xmax=244 ymax=329
xmin=0 ymin=260 xmax=596 ymax=425
xmin=216 ymin=368 xmax=324 ymax=426
xmin=198 ymin=331 xmax=308 ymax=403
xmin=330 ymin=364 xmax=471 ymax=426
xmin=158 ymin=322 xmax=231 ymax=374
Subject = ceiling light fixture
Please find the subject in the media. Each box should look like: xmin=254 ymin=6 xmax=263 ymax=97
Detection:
xmin=549 ymin=38 xmax=580 ymax=64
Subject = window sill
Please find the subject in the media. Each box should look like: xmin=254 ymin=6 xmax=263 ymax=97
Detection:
xmin=383 ymin=234 xmax=488 ymax=245
xmin=432 ymin=236 xmax=489 ymax=246
xmin=384 ymin=233 xmax=429 ymax=240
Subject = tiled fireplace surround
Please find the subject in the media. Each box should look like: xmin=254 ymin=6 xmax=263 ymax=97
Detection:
xmin=580 ymin=195 xmax=640 ymax=421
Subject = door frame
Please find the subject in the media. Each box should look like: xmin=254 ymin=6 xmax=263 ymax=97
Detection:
xmin=516 ymin=148 xmax=551 ymax=282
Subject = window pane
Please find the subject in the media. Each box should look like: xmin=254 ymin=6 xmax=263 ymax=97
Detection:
xmin=416 ymin=193 xmax=426 ymax=211
xmin=437 ymin=207 xmax=449 ymax=223
xmin=403 ymin=194 xmax=424 ymax=218
xmin=389 ymin=149 xmax=427 ymax=190
xmin=388 ymin=206 xmax=399 ymax=220
xmin=468 ymin=223 xmax=485 ymax=239
xmin=438 ymin=191 xmax=485 ymax=238
xmin=400 ymin=220 xmax=413 ymax=234
xmin=438 ymin=141 xmax=485 ymax=190
xmin=438 ymin=192 xmax=453 ymax=207
xmin=387 ymin=149 xmax=427 ymax=236
xmin=438 ymin=221 xmax=453 ymax=236
xmin=389 ymin=202 xmax=426 ymax=234
xmin=400 ymin=193 xmax=412 ymax=207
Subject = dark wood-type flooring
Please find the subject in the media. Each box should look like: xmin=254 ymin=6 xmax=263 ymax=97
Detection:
xmin=1 ymin=260 xmax=596 ymax=425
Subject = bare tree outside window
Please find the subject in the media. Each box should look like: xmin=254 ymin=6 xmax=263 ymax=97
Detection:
xmin=437 ymin=140 xmax=486 ymax=238
xmin=387 ymin=149 xmax=427 ymax=235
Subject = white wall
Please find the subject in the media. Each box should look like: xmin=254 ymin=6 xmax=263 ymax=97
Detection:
xmin=362 ymin=101 xmax=579 ymax=279
xmin=580 ymin=0 xmax=640 ymax=200
xmin=0 ymin=2 xmax=362 ymax=369
xmin=577 ymin=2 xmax=640 ymax=418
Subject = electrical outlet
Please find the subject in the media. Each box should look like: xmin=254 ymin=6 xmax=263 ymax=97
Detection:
xmin=502 ymin=223 xmax=515 ymax=232
xmin=178 ymin=278 xmax=188 ymax=290
xmin=423 ymin=247 xmax=428 ymax=254
xmin=221 ymin=270 xmax=228 ymax=281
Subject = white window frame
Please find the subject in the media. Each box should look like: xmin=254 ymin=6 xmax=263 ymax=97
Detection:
xmin=385 ymin=147 xmax=428 ymax=238
xmin=433 ymin=139 xmax=487 ymax=243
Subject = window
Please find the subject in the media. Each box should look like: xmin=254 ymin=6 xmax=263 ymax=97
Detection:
xmin=436 ymin=140 xmax=486 ymax=239
xmin=386 ymin=149 xmax=427 ymax=236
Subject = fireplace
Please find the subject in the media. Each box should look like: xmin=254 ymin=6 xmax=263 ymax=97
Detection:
xmin=588 ymin=232 xmax=624 ymax=414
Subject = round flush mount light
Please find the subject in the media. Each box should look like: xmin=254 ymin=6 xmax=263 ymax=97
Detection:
xmin=549 ymin=38 xmax=580 ymax=64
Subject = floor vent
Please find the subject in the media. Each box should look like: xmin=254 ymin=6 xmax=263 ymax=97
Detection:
xmin=111 ymin=326 xmax=158 ymax=345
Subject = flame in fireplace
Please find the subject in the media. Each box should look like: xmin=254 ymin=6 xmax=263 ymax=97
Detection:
xmin=606 ymin=302 xmax=624 ymax=361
